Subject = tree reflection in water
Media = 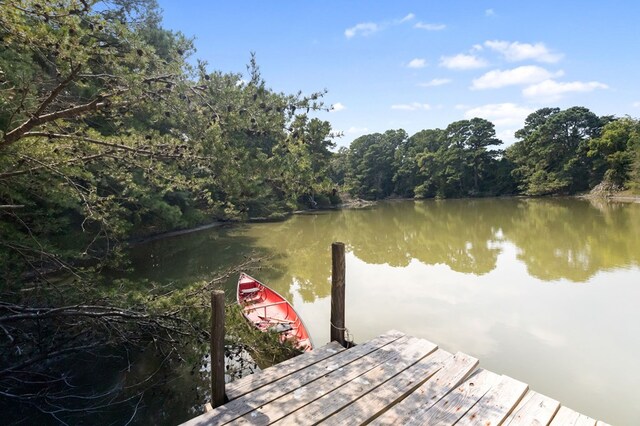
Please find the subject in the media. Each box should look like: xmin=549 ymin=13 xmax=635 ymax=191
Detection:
xmin=224 ymin=198 xmax=640 ymax=303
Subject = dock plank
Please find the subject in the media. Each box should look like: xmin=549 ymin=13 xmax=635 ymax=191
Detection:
xmin=456 ymin=375 xmax=528 ymax=426
xmin=182 ymin=330 xmax=608 ymax=426
xmin=505 ymin=390 xmax=560 ymax=426
xmin=225 ymin=341 xmax=346 ymax=400
xmin=403 ymin=368 xmax=500 ymax=426
xmin=270 ymin=337 xmax=439 ymax=425
xmin=180 ymin=330 xmax=404 ymax=425
xmin=371 ymin=351 xmax=479 ymax=425
xmin=327 ymin=348 xmax=452 ymax=425
xmin=551 ymin=406 xmax=597 ymax=426
xmin=232 ymin=336 xmax=424 ymax=425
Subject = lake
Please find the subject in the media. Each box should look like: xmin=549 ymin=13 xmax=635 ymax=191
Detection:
xmin=128 ymin=197 xmax=640 ymax=424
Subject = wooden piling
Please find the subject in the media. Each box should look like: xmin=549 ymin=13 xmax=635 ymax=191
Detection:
xmin=331 ymin=242 xmax=346 ymax=347
xmin=210 ymin=290 xmax=226 ymax=408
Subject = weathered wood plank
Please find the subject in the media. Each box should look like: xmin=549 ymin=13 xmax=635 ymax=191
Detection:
xmin=505 ymin=390 xmax=560 ymax=426
xmin=456 ymin=375 xmax=528 ymax=426
xmin=403 ymin=368 xmax=500 ymax=426
xmin=326 ymin=348 xmax=453 ymax=426
xmin=269 ymin=337 xmax=439 ymax=425
xmin=370 ymin=351 xmax=479 ymax=425
xmin=180 ymin=330 xmax=404 ymax=426
xmin=225 ymin=341 xmax=346 ymax=400
xmin=574 ymin=415 xmax=598 ymax=426
xmin=234 ymin=336 xmax=431 ymax=425
xmin=550 ymin=406 xmax=597 ymax=426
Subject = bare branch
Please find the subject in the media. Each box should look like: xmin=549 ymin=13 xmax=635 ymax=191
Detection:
xmin=34 ymin=65 xmax=83 ymax=117
xmin=2 ymin=99 xmax=108 ymax=147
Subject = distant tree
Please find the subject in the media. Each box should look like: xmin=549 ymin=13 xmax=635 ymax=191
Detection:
xmin=393 ymin=129 xmax=441 ymax=197
xmin=346 ymin=130 xmax=407 ymax=199
xmin=413 ymin=129 xmax=447 ymax=198
xmin=588 ymin=117 xmax=640 ymax=187
xmin=465 ymin=118 xmax=502 ymax=194
xmin=414 ymin=119 xmax=501 ymax=198
xmin=507 ymin=107 xmax=604 ymax=195
xmin=328 ymin=146 xmax=349 ymax=186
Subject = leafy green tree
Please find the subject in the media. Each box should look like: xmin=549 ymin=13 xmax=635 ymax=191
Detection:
xmin=413 ymin=119 xmax=501 ymax=198
xmin=588 ymin=117 xmax=640 ymax=187
xmin=413 ymin=129 xmax=447 ymax=198
xmin=465 ymin=118 xmax=502 ymax=194
xmin=393 ymin=129 xmax=442 ymax=197
xmin=328 ymin=146 xmax=349 ymax=186
xmin=346 ymin=130 xmax=407 ymax=199
xmin=507 ymin=107 xmax=604 ymax=195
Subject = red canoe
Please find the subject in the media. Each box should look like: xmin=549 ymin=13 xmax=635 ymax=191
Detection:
xmin=237 ymin=273 xmax=313 ymax=352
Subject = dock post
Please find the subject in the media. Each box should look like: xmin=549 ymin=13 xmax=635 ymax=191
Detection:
xmin=211 ymin=290 xmax=226 ymax=408
xmin=331 ymin=242 xmax=347 ymax=347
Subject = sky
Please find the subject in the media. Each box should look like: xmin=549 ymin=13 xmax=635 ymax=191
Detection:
xmin=156 ymin=1 xmax=640 ymax=148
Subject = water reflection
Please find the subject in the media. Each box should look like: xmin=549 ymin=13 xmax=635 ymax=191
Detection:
xmin=125 ymin=198 xmax=640 ymax=302
xmin=230 ymin=198 xmax=640 ymax=295
xmin=502 ymin=198 xmax=640 ymax=281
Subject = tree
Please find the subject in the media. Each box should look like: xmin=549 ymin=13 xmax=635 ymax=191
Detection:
xmin=588 ymin=117 xmax=640 ymax=187
xmin=413 ymin=119 xmax=501 ymax=198
xmin=346 ymin=130 xmax=407 ymax=199
xmin=465 ymin=118 xmax=502 ymax=194
xmin=413 ymin=129 xmax=446 ymax=198
xmin=507 ymin=107 xmax=604 ymax=195
xmin=393 ymin=129 xmax=441 ymax=197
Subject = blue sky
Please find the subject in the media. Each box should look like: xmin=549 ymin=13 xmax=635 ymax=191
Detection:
xmin=157 ymin=1 xmax=640 ymax=147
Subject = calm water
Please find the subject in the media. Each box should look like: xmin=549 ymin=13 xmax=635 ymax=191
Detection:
xmin=128 ymin=198 xmax=640 ymax=424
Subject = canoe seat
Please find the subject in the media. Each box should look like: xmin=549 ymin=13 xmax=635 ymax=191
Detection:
xmin=247 ymin=300 xmax=287 ymax=310
xmin=269 ymin=323 xmax=293 ymax=333
xmin=240 ymin=288 xmax=260 ymax=295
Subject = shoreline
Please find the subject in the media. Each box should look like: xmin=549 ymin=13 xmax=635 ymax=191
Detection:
xmin=130 ymin=193 xmax=640 ymax=246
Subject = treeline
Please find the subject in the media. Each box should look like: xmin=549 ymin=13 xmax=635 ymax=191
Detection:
xmin=336 ymin=107 xmax=640 ymax=200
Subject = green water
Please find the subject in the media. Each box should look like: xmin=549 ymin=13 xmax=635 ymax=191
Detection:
xmin=129 ymin=197 xmax=640 ymax=424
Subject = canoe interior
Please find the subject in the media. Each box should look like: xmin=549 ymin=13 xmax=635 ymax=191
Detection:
xmin=237 ymin=273 xmax=313 ymax=352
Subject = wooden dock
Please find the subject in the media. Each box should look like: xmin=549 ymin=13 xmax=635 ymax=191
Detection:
xmin=182 ymin=330 xmax=609 ymax=425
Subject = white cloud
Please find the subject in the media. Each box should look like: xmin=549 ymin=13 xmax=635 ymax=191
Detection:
xmin=484 ymin=40 xmax=563 ymax=63
xmin=523 ymin=79 xmax=608 ymax=102
xmin=496 ymin=129 xmax=517 ymax=145
xmin=419 ymin=78 xmax=452 ymax=87
xmin=345 ymin=22 xmax=379 ymax=38
xmin=414 ymin=22 xmax=446 ymax=31
xmin=632 ymin=101 xmax=640 ymax=108
xmin=346 ymin=126 xmax=368 ymax=134
xmin=407 ymin=58 xmax=427 ymax=69
xmin=485 ymin=9 xmax=495 ymax=17
xmin=331 ymin=102 xmax=346 ymax=112
xmin=464 ymin=103 xmax=533 ymax=127
xmin=471 ymin=66 xmax=564 ymax=90
xmin=391 ymin=102 xmax=432 ymax=111
xmin=398 ymin=13 xmax=415 ymax=23
xmin=439 ymin=54 xmax=488 ymax=70
xmin=345 ymin=13 xmax=415 ymax=38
